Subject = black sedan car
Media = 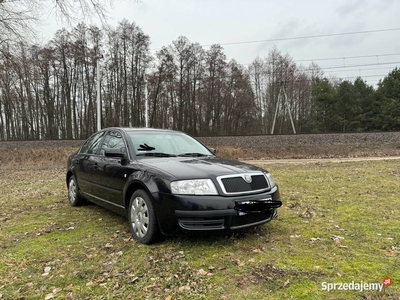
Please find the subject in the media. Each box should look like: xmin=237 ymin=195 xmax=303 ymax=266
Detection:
xmin=66 ymin=128 xmax=282 ymax=244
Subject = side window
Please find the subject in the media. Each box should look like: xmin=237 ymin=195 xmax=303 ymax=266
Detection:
xmin=80 ymin=132 xmax=105 ymax=154
xmin=80 ymin=134 xmax=96 ymax=154
xmin=79 ymin=136 xmax=94 ymax=154
xmin=100 ymin=131 xmax=125 ymax=155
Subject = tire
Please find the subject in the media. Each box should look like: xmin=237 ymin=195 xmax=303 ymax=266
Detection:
xmin=68 ymin=175 xmax=85 ymax=206
xmin=128 ymin=189 xmax=160 ymax=244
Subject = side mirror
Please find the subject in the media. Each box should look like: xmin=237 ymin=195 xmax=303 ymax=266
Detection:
xmin=208 ymin=147 xmax=217 ymax=155
xmin=105 ymin=148 xmax=128 ymax=160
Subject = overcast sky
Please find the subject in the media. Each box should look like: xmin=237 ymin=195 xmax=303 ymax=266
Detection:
xmin=42 ymin=0 xmax=400 ymax=86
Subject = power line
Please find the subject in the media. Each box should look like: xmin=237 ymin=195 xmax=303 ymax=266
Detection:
xmin=148 ymin=32 xmax=400 ymax=83
xmin=313 ymin=61 xmax=400 ymax=71
xmin=148 ymin=29 xmax=400 ymax=78
xmin=246 ymin=61 xmax=400 ymax=73
xmin=202 ymin=27 xmax=400 ymax=47
xmin=147 ymin=54 xmax=397 ymax=82
xmin=147 ymin=27 xmax=399 ymax=86
xmin=241 ymin=53 xmax=400 ymax=66
xmin=342 ymin=74 xmax=388 ymax=79
xmin=157 ymin=71 xmax=388 ymax=84
xmin=295 ymin=52 xmax=400 ymax=62
xmin=327 ymin=66 xmax=397 ymax=73
xmin=150 ymin=27 xmax=400 ymax=51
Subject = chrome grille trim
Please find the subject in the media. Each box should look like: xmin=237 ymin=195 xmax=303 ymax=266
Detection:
xmin=216 ymin=172 xmax=270 ymax=195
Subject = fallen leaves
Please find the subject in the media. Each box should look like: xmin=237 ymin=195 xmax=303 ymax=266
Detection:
xmin=104 ymin=242 xmax=114 ymax=249
xmin=44 ymin=287 xmax=62 ymax=300
xmin=145 ymin=284 xmax=160 ymax=292
xmin=0 ymin=214 xmax=10 ymax=222
xmin=333 ymin=224 xmax=346 ymax=232
xmin=178 ymin=285 xmax=190 ymax=292
xmin=309 ymin=237 xmax=320 ymax=242
xmin=233 ymin=259 xmax=245 ymax=267
xmin=249 ymin=263 xmax=324 ymax=289
xmin=197 ymin=269 xmax=207 ymax=276
xmin=142 ymin=249 xmax=213 ymax=296
xmin=331 ymin=235 xmax=348 ymax=248
xmin=42 ymin=266 xmax=51 ymax=276
xmin=283 ymin=279 xmax=290 ymax=287
xmin=382 ymin=245 xmax=398 ymax=257
xmin=299 ymin=206 xmax=317 ymax=218
xmin=196 ymin=268 xmax=214 ymax=276
xmin=86 ymin=281 xmax=94 ymax=287
xmin=73 ymin=271 xmax=87 ymax=279
xmin=287 ymin=202 xmax=301 ymax=209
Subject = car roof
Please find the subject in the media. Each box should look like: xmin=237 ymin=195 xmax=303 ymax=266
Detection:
xmin=103 ymin=127 xmax=180 ymax=134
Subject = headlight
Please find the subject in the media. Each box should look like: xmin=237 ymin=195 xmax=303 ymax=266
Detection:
xmin=171 ymin=179 xmax=218 ymax=195
xmin=264 ymin=172 xmax=276 ymax=188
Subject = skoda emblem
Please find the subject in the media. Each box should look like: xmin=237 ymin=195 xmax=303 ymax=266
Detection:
xmin=243 ymin=174 xmax=252 ymax=184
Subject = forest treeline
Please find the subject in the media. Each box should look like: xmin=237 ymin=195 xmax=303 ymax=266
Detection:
xmin=0 ymin=20 xmax=399 ymax=140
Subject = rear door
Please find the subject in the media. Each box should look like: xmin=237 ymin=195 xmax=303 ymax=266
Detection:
xmin=75 ymin=131 xmax=106 ymax=197
xmin=91 ymin=130 xmax=128 ymax=207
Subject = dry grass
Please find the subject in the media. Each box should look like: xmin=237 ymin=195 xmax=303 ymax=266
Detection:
xmin=0 ymin=144 xmax=78 ymax=167
xmin=216 ymin=144 xmax=400 ymax=160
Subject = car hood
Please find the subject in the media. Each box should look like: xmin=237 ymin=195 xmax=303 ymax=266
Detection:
xmin=138 ymin=156 xmax=265 ymax=180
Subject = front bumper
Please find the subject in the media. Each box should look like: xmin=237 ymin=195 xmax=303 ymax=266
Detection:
xmin=152 ymin=186 xmax=281 ymax=235
xmin=175 ymin=207 xmax=278 ymax=231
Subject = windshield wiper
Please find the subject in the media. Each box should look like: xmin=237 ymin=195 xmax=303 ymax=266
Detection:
xmin=177 ymin=152 xmax=210 ymax=157
xmin=137 ymin=152 xmax=177 ymax=157
xmin=137 ymin=143 xmax=155 ymax=151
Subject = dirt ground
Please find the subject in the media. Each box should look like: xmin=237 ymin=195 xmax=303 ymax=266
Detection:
xmin=243 ymin=155 xmax=400 ymax=165
xmin=0 ymin=132 xmax=399 ymax=167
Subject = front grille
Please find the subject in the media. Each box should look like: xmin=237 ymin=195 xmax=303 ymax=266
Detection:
xmin=218 ymin=173 xmax=269 ymax=195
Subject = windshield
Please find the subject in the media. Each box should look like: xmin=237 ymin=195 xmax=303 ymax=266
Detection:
xmin=127 ymin=131 xmax=213 ymax=158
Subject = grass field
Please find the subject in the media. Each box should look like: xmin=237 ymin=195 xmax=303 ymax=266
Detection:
xmin=0 ymin=159 xmax=399 ymax=299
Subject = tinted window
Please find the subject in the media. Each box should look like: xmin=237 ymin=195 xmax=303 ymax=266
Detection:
xmin=100 ymin=131 xmax=126 ymax=155
xmin=80 ymin=132 xmax=105 ymax=154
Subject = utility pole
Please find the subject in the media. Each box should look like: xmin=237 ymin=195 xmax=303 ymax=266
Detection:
xmin=284 ymin=88 xmax=296 ymax=134
xmin=144 ymin=74 xmax=149 ymax=128
xmin=271 ymin=83 xmax=296 ymax=134
xmin=96 ymin=55 xmax=103 ymax=131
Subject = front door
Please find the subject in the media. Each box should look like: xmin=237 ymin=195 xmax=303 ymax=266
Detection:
xmin=91 ymin=130 xmax=127 ymax=208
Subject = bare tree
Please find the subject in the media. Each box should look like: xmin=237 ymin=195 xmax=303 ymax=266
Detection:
xmin=0 ymin=0 xmax=40 ymax=42
xmin=0 ymin=0 xmax=115 ymax=44
xmin=2 ymin=22 xmax=372 ymax=140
